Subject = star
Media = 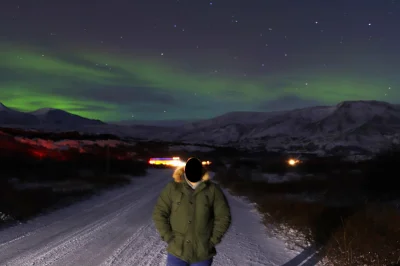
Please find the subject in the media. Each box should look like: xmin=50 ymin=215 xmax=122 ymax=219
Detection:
xmin=1 ymin=0 xmax=397 ymax=123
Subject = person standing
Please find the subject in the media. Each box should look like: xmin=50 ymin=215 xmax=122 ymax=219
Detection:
xmin=153 ymin=157 xmax=231 ymax=266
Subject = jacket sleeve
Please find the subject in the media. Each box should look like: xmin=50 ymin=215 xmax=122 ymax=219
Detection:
xmin=152 ymin=182 xmax=174 ymax=243
xmin=210 ymin=184 xmax=231 ymax=246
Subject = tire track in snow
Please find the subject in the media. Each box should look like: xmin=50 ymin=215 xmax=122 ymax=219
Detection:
xmin=0 ymin=176 xmax=156 ymax=249
xmin=0 ymin=172 xmax=168 ymax=266
xmin=212 ymin=191 xmax=294 ymax=266
xmin=16 ymin=191 xmax=155 ymax=266
xmin=100 ymin=224 xmax=152 ymax=266
xmin=214 ymin=225 xmax=267 ymax=266
xmin=0 ymin=170 xmax=300 ymax=266
xmin=54 ymin=185 xmax=164 ymax=266
xmin=115 ymin=225 xmax=167 ymax=266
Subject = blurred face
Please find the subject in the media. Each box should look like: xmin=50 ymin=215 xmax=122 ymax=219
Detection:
xmin=185 ymin=157 xmax=203 ymax=182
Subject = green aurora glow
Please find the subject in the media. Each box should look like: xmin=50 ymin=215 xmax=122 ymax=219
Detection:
xmin=1 ymin=42 xmax=399 ymax=121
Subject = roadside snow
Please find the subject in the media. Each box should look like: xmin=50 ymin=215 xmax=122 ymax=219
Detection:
xmin=0 ymin=169 xmax=309 ymax=266
xmin=11 ymin=180 xmax=94 ymax=192
xmin=0 ymin=213 xmax=13 ymax=223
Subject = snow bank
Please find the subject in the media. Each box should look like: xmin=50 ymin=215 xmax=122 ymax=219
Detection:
xmin=0 ymin=212 xmax=14 ymax=222
xmin=13 ymin=181 xmax=95 ymax=192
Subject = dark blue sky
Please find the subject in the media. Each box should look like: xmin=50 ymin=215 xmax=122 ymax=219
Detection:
xmin=0 ymin=0 xmax=399 ymax=121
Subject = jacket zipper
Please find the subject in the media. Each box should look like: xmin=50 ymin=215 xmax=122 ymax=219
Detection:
xmin=191 ymin=190 xmax=196 ymax=261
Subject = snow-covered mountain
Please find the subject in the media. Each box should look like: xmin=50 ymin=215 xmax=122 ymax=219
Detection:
xmin=0 ymin=103 xmax=40 ymax=125
xmin=0 ymin=103 xmax=104 ymax=128
xmin=113 ymin=119 xmax=199 ymax=127
xmin=126 ymin=100 xmax=400 ymax=154
xmin=2 ymin=100 xmax=400 ymax=155
xmin=30 ymin=108 xmax=104 ymax=127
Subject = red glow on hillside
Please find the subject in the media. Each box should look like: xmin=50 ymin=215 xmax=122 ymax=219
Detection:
xmin=0 ymin=130 xmax=136 ymax=162
xmin=32 ymin=150 xmax=45 ymax=159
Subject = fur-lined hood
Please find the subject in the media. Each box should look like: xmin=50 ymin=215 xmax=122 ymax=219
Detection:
xmin=172 ymin=166 xmax=210 ymax=183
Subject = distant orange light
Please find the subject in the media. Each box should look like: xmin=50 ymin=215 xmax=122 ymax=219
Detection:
xmin=288 ymin=159 xmax=299 ymax=166
xmin=148 ymin=157 xmax=211 ymax=167
xmin=149 ymin=158 xmax=185 ymax=167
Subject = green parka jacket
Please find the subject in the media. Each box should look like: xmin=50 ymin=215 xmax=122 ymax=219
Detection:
xmin=152 ymin=166 xmax=231 ymax=263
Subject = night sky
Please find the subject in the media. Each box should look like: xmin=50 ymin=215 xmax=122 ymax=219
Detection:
xmin=1 ymin=0 xmax=400 ymax=121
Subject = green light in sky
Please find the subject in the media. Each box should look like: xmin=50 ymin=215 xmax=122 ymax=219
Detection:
xmin=0 ymin=42 xmax=398 ymax=121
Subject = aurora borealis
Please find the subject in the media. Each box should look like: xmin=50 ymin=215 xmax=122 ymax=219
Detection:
xmin=1 ymin=0 xmax=400 ymax=121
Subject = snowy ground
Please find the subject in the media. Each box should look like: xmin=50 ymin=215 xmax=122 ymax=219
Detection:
xmin=0 ymin=169 xmax=314 ymax=266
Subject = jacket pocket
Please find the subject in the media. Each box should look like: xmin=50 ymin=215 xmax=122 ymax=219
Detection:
xmin=167 ymin=232 xmax=184 ymax=257
xmin=197 ymin=233 xmax=214 ymax=260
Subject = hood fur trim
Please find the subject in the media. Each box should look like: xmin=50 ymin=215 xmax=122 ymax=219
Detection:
xmin=172 ymin=166 xmax=210 ymax=183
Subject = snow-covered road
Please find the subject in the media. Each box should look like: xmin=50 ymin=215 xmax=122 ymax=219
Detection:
xmin=0 ymin=169 xmax=303 ymax=266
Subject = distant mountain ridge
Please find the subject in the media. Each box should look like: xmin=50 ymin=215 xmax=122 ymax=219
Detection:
xmin=0 ymin=103 xmax=104 ymax=128
xmin=113 ymin=119 xmax=200 ymax=127
xmin=1 ymin=100 xmax=400 ymax=155
xmin=123 ymin=100 xmax=400 ymax=155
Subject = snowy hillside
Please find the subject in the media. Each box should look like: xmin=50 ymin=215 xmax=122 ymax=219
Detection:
xmin=31 ymin=108 xmax=104 ymax=127
xmin=0 ymin=103 xmax=40 ymax=125
xmin=2 ymin=100 xmax=400 ymax=155
xmin=125 ymin=100 xmax=400 ymax=154
xmin=114 ymin=119 xmax=200 ymax=127
xmin=0 ymin=103 xmax=103 ymax=128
